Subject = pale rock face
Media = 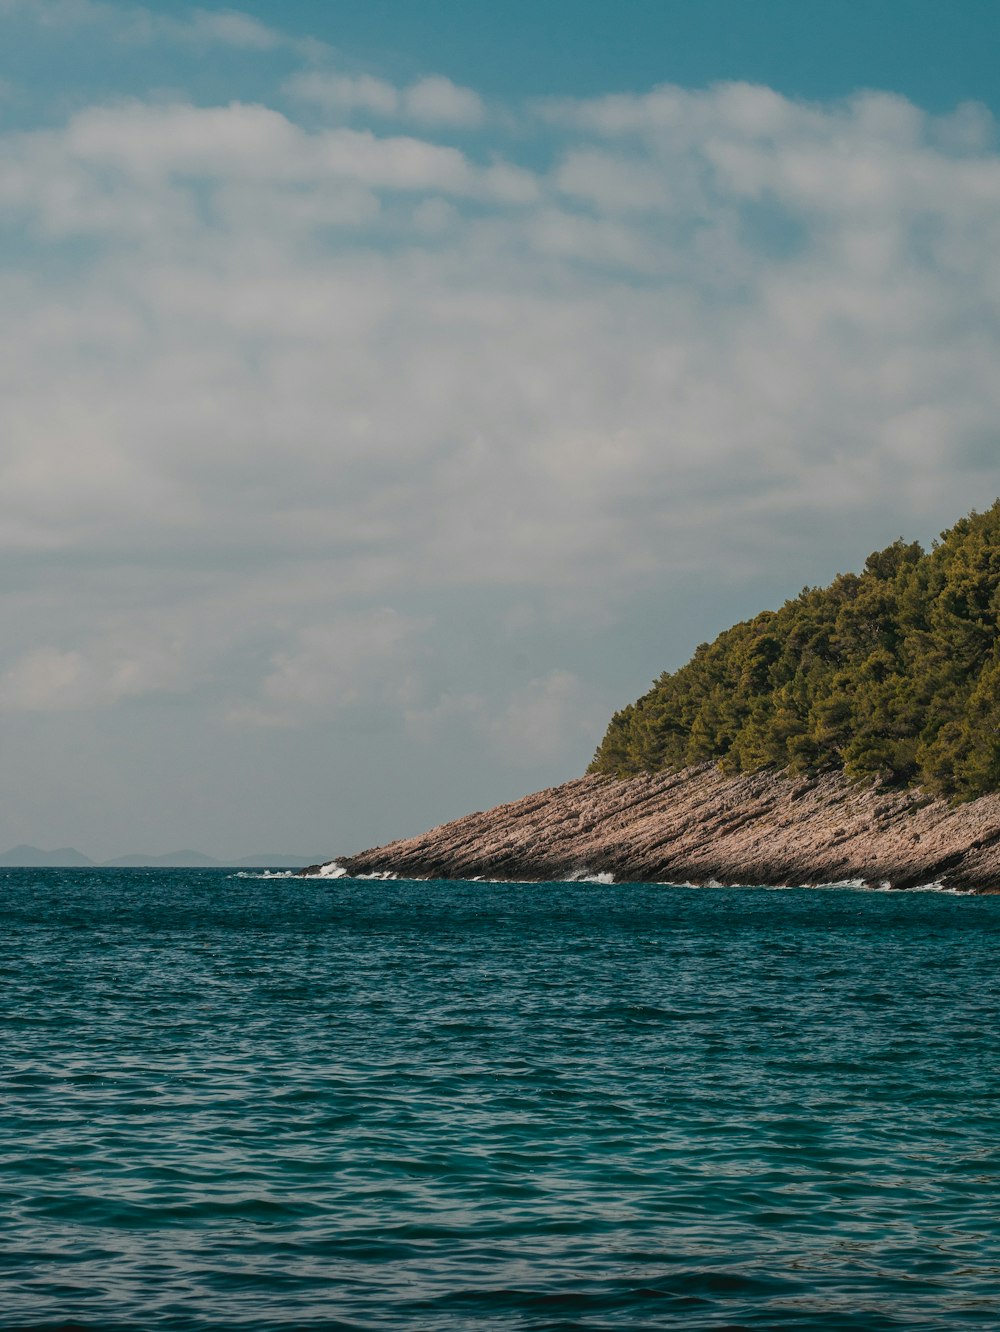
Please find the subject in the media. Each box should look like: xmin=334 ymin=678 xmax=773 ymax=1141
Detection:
xmin=306 ymin=765 xmax=1000 ymax=892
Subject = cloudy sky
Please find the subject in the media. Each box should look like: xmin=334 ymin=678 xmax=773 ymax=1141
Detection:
xmin=1 ymin=0 xmax=999 ymax=859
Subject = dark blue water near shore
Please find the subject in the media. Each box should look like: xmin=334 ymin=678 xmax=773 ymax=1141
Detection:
xmin=2 ymin=870 xmax=1000 ymax=1330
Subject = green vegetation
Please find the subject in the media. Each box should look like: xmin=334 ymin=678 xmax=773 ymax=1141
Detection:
xmin=589 ymin=503 xmax=1000 ymax=800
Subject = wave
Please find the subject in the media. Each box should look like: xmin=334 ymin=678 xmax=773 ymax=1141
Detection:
xmin=277 ymin=865 xmax=978 ymax=894
xmin=230 ymin=870 xmax=296 ymax=880
xmin=313 ymin=862 xmax=398 ymax=881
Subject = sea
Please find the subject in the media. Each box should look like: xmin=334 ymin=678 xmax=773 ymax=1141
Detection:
xmin=2 ymin=869 xmax=999 ymax=1331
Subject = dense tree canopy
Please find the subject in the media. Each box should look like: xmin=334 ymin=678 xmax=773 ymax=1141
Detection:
xmin=589 ymin=503 xmax=1000 ymax=801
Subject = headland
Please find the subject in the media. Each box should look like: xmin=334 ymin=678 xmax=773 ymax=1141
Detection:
xmin=302 ymin=764 xmax=1000 ymax=891
xmin=304 ymin=503 xmax=1000 ymax=892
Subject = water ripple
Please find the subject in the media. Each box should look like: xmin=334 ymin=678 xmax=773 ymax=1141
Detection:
xmin=2 ymin=870 xmax=999 ymax=1328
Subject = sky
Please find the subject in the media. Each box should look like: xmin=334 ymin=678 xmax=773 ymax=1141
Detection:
xmin=1 ymin=1 xmax=1000 ymax=860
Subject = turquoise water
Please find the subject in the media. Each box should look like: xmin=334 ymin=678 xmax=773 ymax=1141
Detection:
xmin=2 ymin=871 xmax=1000 ymax=1330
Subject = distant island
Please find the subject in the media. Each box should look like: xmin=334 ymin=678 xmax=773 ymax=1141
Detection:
xmin=305 ymin=504 xmax=1000 ymax=892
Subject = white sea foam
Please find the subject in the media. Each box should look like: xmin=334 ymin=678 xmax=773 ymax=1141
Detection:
xmin=232 ymin=865 xmax=397 ymax=882
xmin=231 ymin=870 xmax=296 ymax=880
xmin=910 ymin=880 xmax=966 ymax=894
xmin=310 ymin=863 xmax=398 ymax=880
xmin=565 ymin=868 xmax=615 ymax=884
xmin=693 ymin=878 xmax=772 ymax=889
xmin=241 ymin=866 xmax=980 ymax=895
xmin=664 ymin=878 xmax=867 ymax=891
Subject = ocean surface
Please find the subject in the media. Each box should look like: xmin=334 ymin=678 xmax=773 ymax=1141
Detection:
xmin=2 ymin=870 xmax=999 ymax=1330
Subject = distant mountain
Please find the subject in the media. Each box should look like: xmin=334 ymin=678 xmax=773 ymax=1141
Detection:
xmin=232 ymin=854 xmax=317 ymax=869
xmin=0 ymin=844 xmax=95 ymax=867
xmin=0 ymin=847 xmax=316 ymax=868
xmin=102 ymin=852 xmax=317 ymax=868
xmin=101 ymin=850 xmax=221 ymax=868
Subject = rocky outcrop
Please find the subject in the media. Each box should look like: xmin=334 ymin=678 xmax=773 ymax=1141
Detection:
xmin=302 ymin=765 xmax=1000 ymax=891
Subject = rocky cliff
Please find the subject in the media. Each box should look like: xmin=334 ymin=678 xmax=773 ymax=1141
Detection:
xmin=303 ymin=764 xmax=1000 ymax=892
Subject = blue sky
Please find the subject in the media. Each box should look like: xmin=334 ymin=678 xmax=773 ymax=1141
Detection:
xmin=249 ymin=0 xmax=1000 ymax=109
xmin=0 ymin=0 xmax=999 ymax=858
xmin=7 ymin=1 xmax=1000 ymax=113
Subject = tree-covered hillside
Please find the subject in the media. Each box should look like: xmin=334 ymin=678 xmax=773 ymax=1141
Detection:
xmin=590 ymin=503 xmax=1000 ymax=800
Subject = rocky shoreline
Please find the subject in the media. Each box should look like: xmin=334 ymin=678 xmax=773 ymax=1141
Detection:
xmin=301 ymin=764 xmax=1000 ymax=892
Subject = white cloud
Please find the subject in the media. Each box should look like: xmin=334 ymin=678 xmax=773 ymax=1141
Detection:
xmin=288 ymin=71 xmax=400 ymax=117
xmin=486 ymin=671 xmax=606 ymax=765
xmin=250 ymin=610 xmax=429 ymax=720
xmin=402 ymin=76 xmax=484 ymax=128
xmin=405 ymin=671 xmax=606 ymax=767
xmin=0 ymin=0 xmax=319 ymax=55
xmin=0 ymin=649 xmax=88 ymax=710
xmin=538 ymin=80 xmax=802 ymax=139
xmin=0 ymin=101 xmax=528 ymax=219
xmin=0 ymin=635 xmax=191 ymax=711
xmin=286 ymin=70 xmax=484 ymax=128
xmin=554 ymin=149 xmax=672 ymax=212
xmin=183 ymin=7 xmax=282 ymax=51
xmin=3 ymin=71 xmax=1000 ymax=846
xmin=64 ymin=101 xmax=302 ymax=178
